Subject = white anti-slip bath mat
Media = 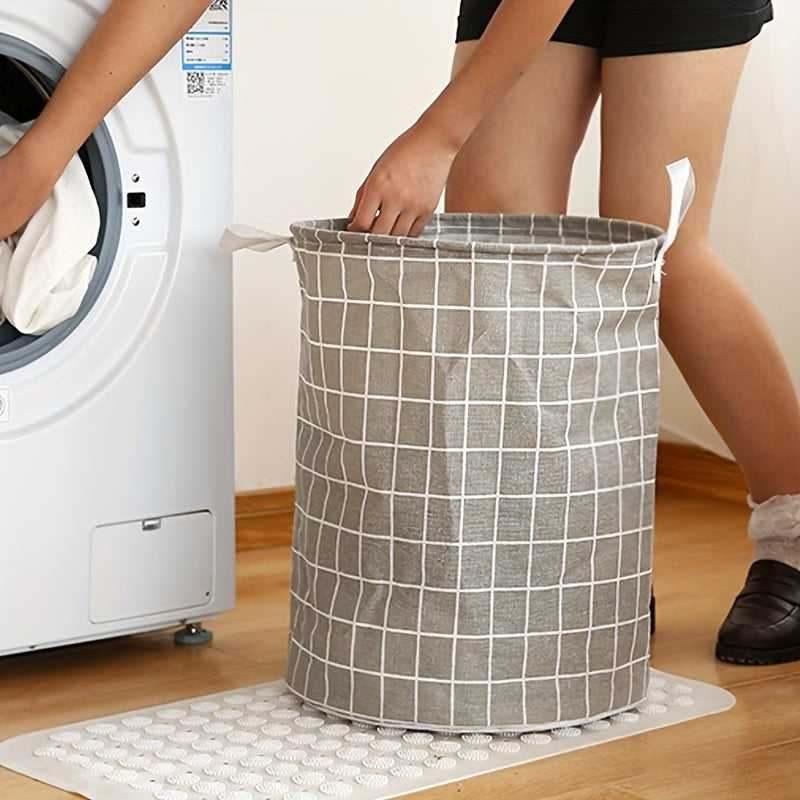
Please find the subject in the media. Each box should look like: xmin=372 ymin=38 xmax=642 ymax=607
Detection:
xmin=0 ymin=670 xmax=733 ymax=800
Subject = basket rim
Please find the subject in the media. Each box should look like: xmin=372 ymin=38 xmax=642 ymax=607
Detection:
xmin=289 ymin=213 xmax=666 ymax=257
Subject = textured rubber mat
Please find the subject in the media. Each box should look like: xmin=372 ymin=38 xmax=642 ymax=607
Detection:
xmin=0 ymin=670 xmax=734 ymax=800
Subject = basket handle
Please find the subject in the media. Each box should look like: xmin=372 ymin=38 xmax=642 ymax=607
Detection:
xmin=219 ymin=223 xmax=292 ymax=253
xmin=656 ymin=158 xmax=696 ymax=280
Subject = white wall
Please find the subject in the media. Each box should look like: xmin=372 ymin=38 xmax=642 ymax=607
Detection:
xmin=232 ymin=0 xmax=799 ymax=491
xmin=232 ymin=0 xmax=460 ymax=490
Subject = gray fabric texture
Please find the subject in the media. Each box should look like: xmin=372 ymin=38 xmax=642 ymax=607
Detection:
xmin=285 ymin=213 xmax=665 ymax=732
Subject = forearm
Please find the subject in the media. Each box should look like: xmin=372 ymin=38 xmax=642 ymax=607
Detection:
xmin=418 ymin=0 xmax=573 ymax=149
xmin=12 ymin=0 xmax=210 ymax=182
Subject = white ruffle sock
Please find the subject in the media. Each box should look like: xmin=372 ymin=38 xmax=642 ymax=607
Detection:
xmin=750 ymin=493 xmax=800 ymax=572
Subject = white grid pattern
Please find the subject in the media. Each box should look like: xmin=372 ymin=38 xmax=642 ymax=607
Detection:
xmin=286 ymin=214 xmax=663 ymax=732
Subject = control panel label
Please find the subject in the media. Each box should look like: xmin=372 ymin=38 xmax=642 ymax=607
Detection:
xmin=182 ymin=1 xmax=232 ymax=98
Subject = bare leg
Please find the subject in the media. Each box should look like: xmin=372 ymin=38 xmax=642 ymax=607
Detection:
xmin=599 ymin=46 xmax=800 ymax=503
xmin=446 ymin=41 xmax=800 ymax=499
xmin=444 ymin=37 xmax=800 ymax=662
xmin=600 ymin=46 xmax=800 ymax=664
xmin=446 ymin=41 xmax=601 ymax=213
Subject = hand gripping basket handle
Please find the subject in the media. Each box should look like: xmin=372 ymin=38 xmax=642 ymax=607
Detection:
xmin=656 ymin=157 xmax=696 ymax=280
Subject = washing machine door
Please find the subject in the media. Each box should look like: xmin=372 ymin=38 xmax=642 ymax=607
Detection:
xmin=0 ymin=0 xmax=211 ymax=435
xmin=0 ymin=32 xmax=122 ymax=374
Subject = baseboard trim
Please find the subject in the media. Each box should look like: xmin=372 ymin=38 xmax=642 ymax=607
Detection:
xmin=235 ymin=487 xmax=295 ymax=517
xmin=235 ymin=487 xmax=294 ymax=551
xmin=235 ymin=444 xmax=749 ymax=550
xmin=656 ymin=442 xmax=748 ymax=505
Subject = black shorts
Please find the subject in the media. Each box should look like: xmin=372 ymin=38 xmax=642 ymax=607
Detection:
xmin=456 ymin=1 xmax=774 ymax=57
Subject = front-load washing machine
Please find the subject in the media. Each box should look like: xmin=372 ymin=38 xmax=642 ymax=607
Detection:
xmin=0 ymin=1 xmax=236 ymax=655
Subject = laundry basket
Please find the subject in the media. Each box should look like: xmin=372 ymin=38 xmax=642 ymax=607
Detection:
xmin=224 ymin=160 xmax=694 ymax=732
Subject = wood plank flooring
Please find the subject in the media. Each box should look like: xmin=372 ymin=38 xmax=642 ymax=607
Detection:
xmin=1 ymin=485 xmax=798 ymax=799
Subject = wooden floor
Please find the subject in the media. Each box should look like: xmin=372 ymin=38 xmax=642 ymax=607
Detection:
xmin=1 ymin=485 xmax=799 ymax=799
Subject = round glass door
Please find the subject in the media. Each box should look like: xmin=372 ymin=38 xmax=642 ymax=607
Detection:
xmin=0 ymin=34 xmax=122 ymax=373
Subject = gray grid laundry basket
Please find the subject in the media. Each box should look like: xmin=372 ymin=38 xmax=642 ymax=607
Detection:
xmin=223 ymin=160 xmax=694 ymax=733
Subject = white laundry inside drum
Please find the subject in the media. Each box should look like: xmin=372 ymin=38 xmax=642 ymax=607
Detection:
xmin=0 ymin=671 xmax=734 ymax=800
xmin=0 ymin=118 xmax=101 ymax=335
xmin=0 ymin=37 xmax=121 ymax=371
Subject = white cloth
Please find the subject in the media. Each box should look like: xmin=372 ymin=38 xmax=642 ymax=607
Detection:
xmin=0 ymin=121 xmax=100 ymax=336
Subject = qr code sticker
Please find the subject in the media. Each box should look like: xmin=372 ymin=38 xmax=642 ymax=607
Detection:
xmin=209 ymin=0 xmax=229 ymax=10
xmin=186 ymin=71 xmax=206 ymax=95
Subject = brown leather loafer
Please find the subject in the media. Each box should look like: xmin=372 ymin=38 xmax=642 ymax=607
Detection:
xmin=716 ymin=559 xmax=800 ymax=665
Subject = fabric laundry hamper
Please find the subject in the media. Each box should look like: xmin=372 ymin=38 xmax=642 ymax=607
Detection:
xmin=224 ymin=159 xmax=694 ymax=732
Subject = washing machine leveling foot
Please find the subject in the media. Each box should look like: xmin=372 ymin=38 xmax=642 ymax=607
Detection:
xmin=174 ymin=623 xmax=213 ymax=646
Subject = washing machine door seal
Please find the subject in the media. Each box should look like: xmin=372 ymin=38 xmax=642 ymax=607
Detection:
xmin=0 ymin=33 xmax=122 ymax=374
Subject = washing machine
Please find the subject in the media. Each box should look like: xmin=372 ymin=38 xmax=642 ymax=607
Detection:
xmin=0 ymin=1 xmax=236 ymax=655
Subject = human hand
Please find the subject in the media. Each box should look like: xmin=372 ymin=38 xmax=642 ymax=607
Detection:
xmin=0 ymin=147 xmax=59 ymax=241
xmin=347 ymin=121 xmax=459 ymax=238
